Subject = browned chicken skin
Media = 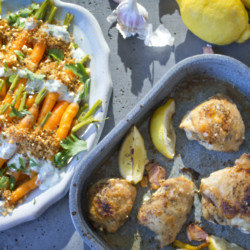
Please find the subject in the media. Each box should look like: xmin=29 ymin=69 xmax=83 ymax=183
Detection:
xmin=87 ymin=178 xmax=136 ymax=233
xmin=180 ymin=94 xmax=245 ymax=152
xmin=200 ymin=154 xmax=250 ymax=233
xmin=137 ymin=176 xmax=195 ymax=247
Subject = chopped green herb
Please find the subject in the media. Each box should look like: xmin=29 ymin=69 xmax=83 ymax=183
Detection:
xmin=23 ymin=69 xmax=45 ymax=81
xmin=73 ymin=42 xmax=78 ymax=49
xmin=65 ymin=63 xmax=89 ymax=82
xmin=30 ymin=158 xmax=39 ymax=168
xmin=7 ymin=13 xmax=20 ymax=26
xmin=53 ymin=135 xmax=87 ymax=169
xmin=4 ymin=62 xmax=8 ymax=73
xmin=14 ymin=50 xmax=25 ymax=60
xmin=19 ymin=157 xmax=26 ymax=169
xmin=9 ymin=74 xmax=16 ymax=83
xmin=9 ymin=107 xmax=30 ymax=118
xmin=48 ymin=48 xmax=64 ymax=62
xmin=33 ymin=198 xmax=37 ymax=205
xmin=9 ymin=176 xmax=16 ymax=190
xmin=0 ymin=176 xmax=9 ymax=189
xmin=19 ymin=3 xmax=39 ymax=18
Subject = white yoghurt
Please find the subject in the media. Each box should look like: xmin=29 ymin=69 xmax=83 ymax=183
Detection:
xmin=72 ymin=47 xmax=86 ymax=62
xmin=42 ymin=24 xmax=71 ymax=43
xmin=20 ymin=17 xmax=38 ymax=30
xmin=0 ymin=139 xmax=17 ymax=160
xmin=35 ymin=160 xmax=61 ymax=191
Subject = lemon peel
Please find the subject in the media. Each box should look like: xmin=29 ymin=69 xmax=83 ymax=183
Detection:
xmin=119 ymin=126 xmax=148 ymax=184
xmin=150 ymin=99 xmax=176 ymax=159
xmin=176 ymin=0 xmax=249 ymax=45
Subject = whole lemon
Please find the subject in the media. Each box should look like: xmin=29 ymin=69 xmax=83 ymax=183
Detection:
xmin=176 ymin=0 xmax=250 ymax=45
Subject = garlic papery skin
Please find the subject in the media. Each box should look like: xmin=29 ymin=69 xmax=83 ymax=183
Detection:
xmin=108 ymin=0 xmax=149 ymax=39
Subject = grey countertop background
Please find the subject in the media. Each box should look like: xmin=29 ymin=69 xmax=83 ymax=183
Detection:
xmin=0 ymin=0 xmax=249 ymax=249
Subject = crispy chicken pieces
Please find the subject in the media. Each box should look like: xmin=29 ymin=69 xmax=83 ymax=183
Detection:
xmin=200 ymin=154 xmax=250 ymax=233
xmin=137 ymin=176 xmax=195 ymax=247
xmin=180 ymin=94 xmax=245 ymax=152
xmin=88 ymin=178 xmax=137 ymax=233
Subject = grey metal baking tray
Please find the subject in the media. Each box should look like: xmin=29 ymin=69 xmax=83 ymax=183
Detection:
xmin=70 ymin=54 xmax=250 ymax=249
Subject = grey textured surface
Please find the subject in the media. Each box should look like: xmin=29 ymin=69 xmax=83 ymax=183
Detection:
xmin=0 ymin=0 xmax=249 ymax=250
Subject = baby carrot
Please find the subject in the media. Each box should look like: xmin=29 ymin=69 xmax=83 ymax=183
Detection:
xmin=0 ymin=158 xmax=6 ymax=169
xmin=18 ymin=87 xmax=48 ymax=130
xmin=56 ymin=102 xmax=79 ymax=140
xmin=37 ymin=92 xmax=59 ymax=125
xmin=0 ymin=79 xmax=7 ymax=99
xmin=9 ymin=29 xmax=29 ymax=53
xmin=26 ymin=94 xmax=37 ymax=109
xmin=43 ymin=100 xmax=69 ymax=131
xmin=8 ymin=175 xmax=38 ymax=204
xmin=30 ymin=40 xmax=47 ymax=66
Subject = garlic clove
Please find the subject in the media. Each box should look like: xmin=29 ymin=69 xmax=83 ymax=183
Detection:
xmin=144 ymin=24 xmax=175 ymax=47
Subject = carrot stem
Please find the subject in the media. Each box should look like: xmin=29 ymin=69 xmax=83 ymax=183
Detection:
xmin=78 ymin=99 xmax=102 ymax=121
xmin=40 ymin=111 xmax=52 ymax=128
xmin=10 ymin=84 xmax=25 ymax=107
xmin=9 ymin=75 xmax=20 ymax=93
xmin=0 ymin=103 xmax=10 ymax=114
xmin=34 ymin=0 xmax=50 ymax=20
xmin=72 ymin=116 xmax=98 ymax=133
xmin=18 ymin=92 xmax=27 ymax=111
xmin=47 ymin=6 xmax=57 ymax=24
xmin=0 ymin=79 xmax=5 ymax=93
xmin=80 ymin=54 xmax=90 ymax=65
xmin=63 ymin=13 xmax=74 ymax=29
xmin=35 ymin=87 xmax=48 ymax=106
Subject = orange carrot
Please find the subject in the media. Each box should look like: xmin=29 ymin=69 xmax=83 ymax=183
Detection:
xmin=12 ymin=171 xmax=28 ymax=182
xmin=26 ymin=94 xmax=37 ymax=109
xmin=9 ymin=29 xmax=29 ymax=53
xmin=30 ymin=40 xmax=46 ymax=66
xmin=0 ymin=79 xmax=7 ymax=99
xmin=0 ymin=158 xmax=6 ymax=169
xmin=56 ymin=102 xmax=79 ymax=140
xmin=18 ymin=87 xmax=48 ymax=130
xmin=37 ymin=92 xmax=59 ymax=125
xmin=9 ymin=175 xmax=38 ymax=204
xmin=43 ymin=100 xmax=69 ymax=131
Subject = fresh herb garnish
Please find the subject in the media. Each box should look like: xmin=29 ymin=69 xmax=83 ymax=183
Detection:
xmin=19 ymin=3 xmax=39 ymax=18
xmin=23 ymin=69 xmax=45 ymax=81
xmin=73 ymin=42 xmax=78 ymax=49
xmin=4 ymin=62 xmax=8 ymax=73
xmin=9 ymin=107 xmax=30 ymax=118
xmin=8 ymin=74 xmax=16 ymax=83
xmin=65 ymin=63 xmax=89 ymax=82
xmin=0 ymin=176 xmax=9 ymax=189
xmin=30 ymin=158 xmax=39 ymax=168
xmin=48 ymin=48 xmax=64 ymax=62
xmin=33 ymin=198 xmax=37 ymax=205
xmin=9 ymin=176 xmax=16 ymax=190
xmin=14 ymin=50 xmax=25 ymax=60
xmin=7 ymin=13 xmax=20 ymax=26
xmin=53 ymin=135 xmax=87 ymax=169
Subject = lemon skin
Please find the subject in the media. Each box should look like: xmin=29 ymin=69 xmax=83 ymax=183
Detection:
xmin=177 ymin=0 xmax=249 ymax=45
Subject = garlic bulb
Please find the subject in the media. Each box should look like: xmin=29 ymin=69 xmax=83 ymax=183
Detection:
xmin=107 ymin=0 xmax=175 ymax=47
xmin=108 ymin=0 xmax=148 ymax=39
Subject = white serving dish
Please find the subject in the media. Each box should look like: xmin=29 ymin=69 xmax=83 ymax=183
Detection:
xmin=0 ymin=0 xmax=112 ymax=231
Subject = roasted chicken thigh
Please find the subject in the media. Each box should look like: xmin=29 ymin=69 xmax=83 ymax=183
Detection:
xmin=137 ymin=176 xmax=195 ymax=247
xmin=87 ymin=178 xmax=136 ymax=233
xmin=180 ymin=95 xmax=245 ymax=152
xmin=200 ymin=154 xmax=250 ymax=233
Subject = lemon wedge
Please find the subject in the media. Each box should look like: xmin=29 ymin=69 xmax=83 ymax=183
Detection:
xmin=208 ymin=235 xmax=244 ymax=250
xmin=150 ymin=99 xmax=176 ymax=159
xmin=119 ymin=126 xmax=148 ymax=184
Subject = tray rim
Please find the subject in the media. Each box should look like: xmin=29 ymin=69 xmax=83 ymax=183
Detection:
xmin=69 ymin=54 xmax=250 ymax=249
